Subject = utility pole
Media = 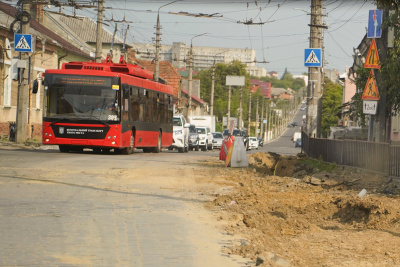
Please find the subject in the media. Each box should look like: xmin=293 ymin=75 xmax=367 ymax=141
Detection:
xmin=227 ymin=85 xmax=231 ymax=128
xmin=306 ymin=0 xmax=325 ymax=137
xmin=15 ymin=1 xmax=31 ymax=144
xmin=95 ymin=0 xmax=104 ymax=63
xmin=187 ymin=33 xmax=206 ymax=116
xmin=260 ymin=98 xmax=264 ymax=138
xmin=255 ymin=95 xmax=259 ymax=137
xmin=210 ymin=63 xmax=215 ymax=116
xmin=154 ymin=12 xmax=161 ymax=82
xmin=239 ymin=87 xmax=243 ymax=128
xmin=248 ymin=91 xmax=252 ymax=135
xmin=154 ymin=0 xmax=182 ymax=82
xmin=188 ymin=44 xmax=193 ymax=116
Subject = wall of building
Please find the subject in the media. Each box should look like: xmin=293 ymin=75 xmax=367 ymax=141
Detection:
xmin=132 ymin=42 xmax=265 ymax=75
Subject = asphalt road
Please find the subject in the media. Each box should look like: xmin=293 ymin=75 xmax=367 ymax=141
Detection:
xmin=249 ymin=106 xmax=305 ymax=156
xmin=0 ymin=106 xmax=304 ymax=266
xmin=0 ymin=148 xmax=248 ymax=266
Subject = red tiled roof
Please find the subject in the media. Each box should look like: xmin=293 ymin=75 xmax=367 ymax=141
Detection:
xmin=133 ymin=59 xmax=205 ymax=105
xmin=181 ymin=88 xmax=206 ymax=104
xmin=135 ymin=60 xmax=181 ymax=97
xmin=250 ymin=79 xmax=271 ymax=99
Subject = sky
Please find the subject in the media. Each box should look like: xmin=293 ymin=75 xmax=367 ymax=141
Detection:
xmin=11 ymin=0 xmax=377 ymax=77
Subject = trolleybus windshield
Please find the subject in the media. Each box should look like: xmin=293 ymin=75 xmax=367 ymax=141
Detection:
xmin=45 ymin=74 xmax=120 ymax=122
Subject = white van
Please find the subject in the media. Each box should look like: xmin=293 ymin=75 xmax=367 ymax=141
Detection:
xmin=170 ymin=114 xmax=190 ymax=153
xmin=293 ymin=132 xmax=301 ymax=143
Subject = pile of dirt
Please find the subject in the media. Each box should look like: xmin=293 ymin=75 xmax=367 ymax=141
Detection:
xmin=207 ymin=152 xmax=400 ymax=266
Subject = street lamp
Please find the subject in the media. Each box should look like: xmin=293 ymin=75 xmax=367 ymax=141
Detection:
xmin=188 ymin=32 xmax=207 ymax=116
xmin=210 ymin=50 xmax=227 ymax=116
xmin=154 ymin=0 xmax=182 ymax=82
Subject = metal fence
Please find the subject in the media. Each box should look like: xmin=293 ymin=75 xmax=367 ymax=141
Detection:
xmin=302 ymin=131 xmax=399 ymax=177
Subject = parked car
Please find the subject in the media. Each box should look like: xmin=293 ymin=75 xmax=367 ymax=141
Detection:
xmin=248 ymin=137 xmax=259 ymax=150
xmin=169 ymin=114 xmax=190 ymax=153
xmin=223 ymin=129 xmax=249 ymax=150
xmin=257 ymin=137 xmax=264 ymax=147
xmin=188 ymin=124 xmax=200 ymax=151
xmin=196 ymin=126 xmax=213 ymax=151
xmin=295 ymin=138 xmax=302 ymax=148
xmin=287 ymin=122 xmax=298 ymax=128
xmin=212 ymin=132 xmax=224 ymax=149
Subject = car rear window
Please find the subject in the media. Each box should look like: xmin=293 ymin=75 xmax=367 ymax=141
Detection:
xmin=213 ymin=133 xmax=223 ymax=138
xmin=196 ymin=128 xmax=206 ymax=134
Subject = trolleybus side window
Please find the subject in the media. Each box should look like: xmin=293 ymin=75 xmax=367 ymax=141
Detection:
xmin=130 ymin=87 xmax=140 ymax=121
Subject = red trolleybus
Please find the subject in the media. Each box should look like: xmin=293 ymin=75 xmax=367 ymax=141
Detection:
xmin=42 ymin=56 xmax=173 ymax=154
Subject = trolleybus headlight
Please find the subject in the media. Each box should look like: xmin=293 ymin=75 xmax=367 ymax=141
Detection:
xmin=45 ymin=139 xmax=49 ymax=142
xmin=108 ymin=136 xmax=111 ymax=139
xmin=49 ymin=133 xmax=52 ymax=137
xmin=45 ymin=133 xmax=48 ymax=136
xmin=113 ymin=136 xmax=116 ymax=139
xmin=111 ymin=141 xmax=115 ymax=145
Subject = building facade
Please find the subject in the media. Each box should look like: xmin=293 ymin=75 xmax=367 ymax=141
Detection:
xmin=132 ymin=42 xmax=267 ymax=77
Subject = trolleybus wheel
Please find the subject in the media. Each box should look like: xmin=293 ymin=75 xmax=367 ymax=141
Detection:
xmin=184 ymin=141 xmax=189 ymax=153
xmin=59 ymin=145 xmax=70 ymax=153
xmin=122 ymin=131 xmax=134 ymax=155
xmin=178 ymin=141 xmax=184 ymax=153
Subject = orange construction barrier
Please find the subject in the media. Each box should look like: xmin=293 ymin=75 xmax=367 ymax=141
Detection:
xmin=219 ymin=136 xmax=235 ymax=161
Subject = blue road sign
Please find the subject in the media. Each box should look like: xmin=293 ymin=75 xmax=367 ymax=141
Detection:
xmin=304 ymin=48 xmax=322 ymax=67
xmin=367 ymin=10 xmax=382 ymax=38
xmin=14 ymin=34 xmax=33 ymax=52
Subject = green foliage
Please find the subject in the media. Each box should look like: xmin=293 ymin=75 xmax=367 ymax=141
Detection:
xmin=280 ymin=67 xmax=293 ymax=81
xmin=292 ymin=78 xmax=306 ymax=91
xmin=381 ymin=38 xmax=400 ymax=115
xmin=298 ymin=157 xmax=337 ymax=173
xmin=258 ymin=68 xmax=304 ymax=91
xmin=373 ymin=0 xmax=400 ymax=115
xmin=195 ymin=60 xmax=250 ymax=124
xmin=195 ymin=62 xmax=303 ymax=132
xmin=321 ymin=77 xmax=343 ymax=137
xmin=350 ymin=67 xmax=369 ymax=126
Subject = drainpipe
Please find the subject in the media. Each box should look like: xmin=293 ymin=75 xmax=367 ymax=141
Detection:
xmin=58 ymin=51 xmax=69 ymax=69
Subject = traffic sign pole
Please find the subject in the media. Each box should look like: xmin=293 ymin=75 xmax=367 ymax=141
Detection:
xmin=15 ymin=1 xmax=31 ymax=143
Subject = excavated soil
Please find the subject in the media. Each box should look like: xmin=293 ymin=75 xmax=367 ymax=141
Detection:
xmin=205 ymin=152 xmax=400 ymax=267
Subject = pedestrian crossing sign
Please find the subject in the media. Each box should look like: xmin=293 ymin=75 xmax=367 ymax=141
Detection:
xmin=362 ymin=70 xmax=380 ymax=100
xmin=304 ymin=48 xmax=322 ymax=67
xmin=14 ymin=34 xmax=33 ymax=52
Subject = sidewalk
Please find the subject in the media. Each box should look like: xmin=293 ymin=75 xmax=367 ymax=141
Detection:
xmin=0 ymin=139 xmax=57 ymax=150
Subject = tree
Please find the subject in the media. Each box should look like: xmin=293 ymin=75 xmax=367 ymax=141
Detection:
xmin=195 ymin=60 xmax=250 ymax=127
xmin=321 ymin=77 xmax=343 ymax=137
xmin=292 ymin=78 xmax=306 ymax=91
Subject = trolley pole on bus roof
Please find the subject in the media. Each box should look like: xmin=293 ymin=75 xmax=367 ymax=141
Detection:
xmin=95 ymin=0 xmax=104 ymax=63
xmin=15 ymin=1 xmax=31 ymax=144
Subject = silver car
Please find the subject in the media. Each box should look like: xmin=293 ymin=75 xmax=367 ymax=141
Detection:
xmin=212 ymin=132 xmax=224 ymax=149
